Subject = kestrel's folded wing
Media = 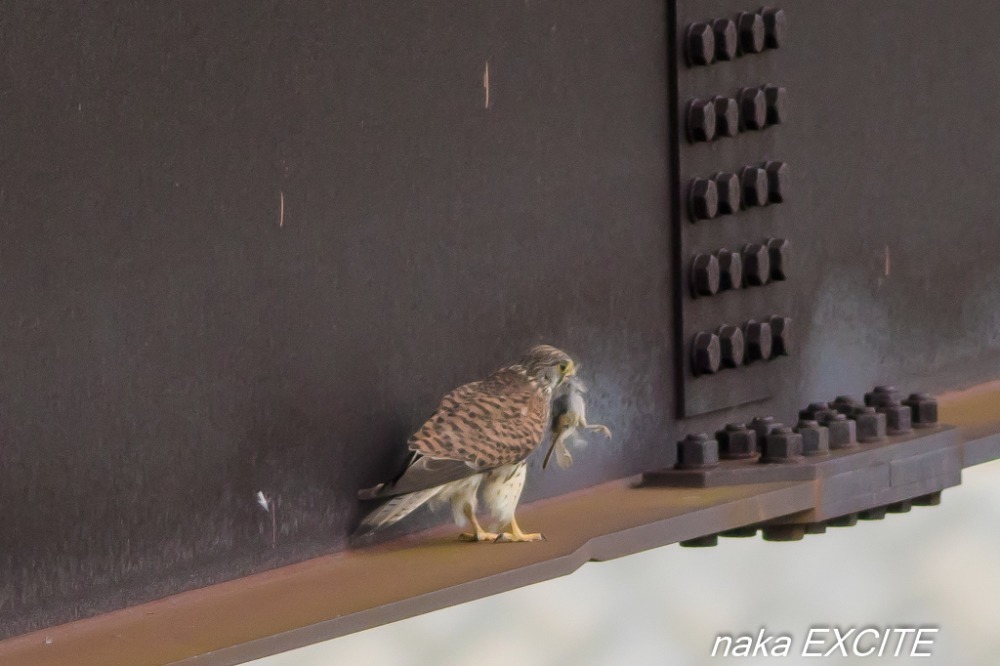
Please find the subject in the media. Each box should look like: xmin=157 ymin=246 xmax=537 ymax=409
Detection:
xmin=408 ymin=369 xmax=550 ymax=468
xmin=358 ymin=453 xmax=479 ymax=500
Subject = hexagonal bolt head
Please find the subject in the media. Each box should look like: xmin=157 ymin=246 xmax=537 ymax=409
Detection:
xmin=764 ymin=160 xmax=788 ymax=203
xmin=821 ymin=413 xmax=858 ymax=449
xmin=832 ymin=395 xmax=862 ymax=415
xmin=713 ymin=171 xmax=741 ymax=214
xmin=685 ymin=22 xmax=715 ymax=66
xmin=763 ymin=85 xmax=787 ymax=126
xmin=859 ymin=506 xmax=888 ymax=521
xmin=903 ymin=392 xmax=938 ymax=428
xmin=741 ymin=243 xmax=770 ymax=286
xmin=692 ymin=331 xmax=721 ymax=375
xmin=716 ymin=423 xmax=758 ymax=459
xmin=686 ymin=99 xmax=716 ymax=143
xmin=761 ymin=7 xmax=786 ymax=48
xmin=712 ymin=18 xmax=738 ymax=61
xmin=740 ymin=166 xmax=769 ymax=207
xmin=768 ymin=315 xmax=791 ymax=356
xmin=878 ymin=401 xmax=913 ymax=435
xmin=739 ymin=87 xmax=767 ymax=131
xmin=688 ymin=177 xmax=718 ymax=221
xmin=717 ymin=248 xmax=743 ymax=290
xmin=761 ymin=427 xmax=803 ymax=463
xmin=827 ymin=513 xmax=859 ymax=527
xmin=737 ymin=12 xmax=765 ymax=54
xmin=691 ymin=253 xmax=721 ymax=297
xmin=851 ymin=406 xmax=887 ymax=443
xmin=717 ymin=325 xmax=745 ymax=368
xmin=713 ymin=97 xmax=740 ymax=139
xmin=766 ymin=238 xmax=790 ymax=282
xmin=799 ymin=401 xmax=834 ymax=422
xmin=864 ymin=385 xmax=900 ymax=408
xmin=749 ymin=416 xmax=778 ymax=442
xmin=795 ymin=420 xmax=830 ymax=457
xmin=744 ymin=320 xmax=773 ymax=362
xmin=676 ymin=433 xmax=719 ymax=469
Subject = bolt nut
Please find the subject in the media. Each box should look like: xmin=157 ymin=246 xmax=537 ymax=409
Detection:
xmin=878 ymin=400 xmax=913 ymax=435
xmin=713 ymin=171 xmax=741 ymax=214
xmin=717 ymin=325 xmax=745 ymax=368
xmin=761 ymin=426 xmax=803 ymax=463
xmin=716 ymin=423 xmax=758 ymax=459
xmin=766 ymin=238 xmax=790 ymax=281
xmin=821 ymin=413 xmax=858 ymax=449
xmin=749 ymin=416 xmax=779 ymax=441
xmin=851 ymin=406 xmax=887 ymax=443
xmin=692 ymin=331 xmax=721 ymax=375
xmin=799 ymin=401 xmax=835 ymax=422
xmin=903 ymin=392 xmax=938 ymax=428
xmin=764 ymin=160 xmax=788 ymax=203
xmin=740 ymin=166 xmax=769 ymax=207
xmin=763 ymin=85 xmax=787 ymax=126
xmin=712 ymin=18 xmax=738 ymax=61
xmin=685 ymin=22 xmax=715 ymax=66
xmin=745 ymin=320 xmax=773 ymax=361
xmin=742 ymin=243 xmax=770 ymax=286
xmin=676 ymin=433 xmax=719 ymax=469
xmin=864 ymin=385 xmax=900 ymax=408
xmin=761 ymin=7 xmax=787 ymax=49
xmin=691 ymin=253 xmax=721 ymax=297
xmin=795 ymin=420 xmax=830 ymax=457
xmin=713 ymin=97 xmax=740 ymax=139
xmin=686 ymin=99 xmax=716 ymax=143
xmin=717 ymin=248 xmax=743 ymax=290
xmin=739 ymin=87 xmax=767 ymax=131
xmin=737 ymin=11 xmax=766 ymax=54
xmin=688 ymin=177 xmax=718 ymax=221
xmin=768 ymin=315 xmax=791 ymax=356
xmin=832 ymin=395 xmax=862 ymax=415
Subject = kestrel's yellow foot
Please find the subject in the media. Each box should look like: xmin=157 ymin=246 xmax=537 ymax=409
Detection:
xmin=494 ymin=517 xmax=546 ymax=543
xmin=459 ymin=530 xmax=500 ymax=542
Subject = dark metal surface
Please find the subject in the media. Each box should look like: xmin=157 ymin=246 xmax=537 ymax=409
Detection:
xmin=2 ymin=0 xmax=1000 ymax=644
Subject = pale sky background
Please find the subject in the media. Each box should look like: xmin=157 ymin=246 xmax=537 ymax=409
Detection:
xmin=250 ymin=462 xmax=1000 ymax=666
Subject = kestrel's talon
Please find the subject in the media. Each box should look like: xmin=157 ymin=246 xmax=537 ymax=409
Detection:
xmin=459 ymin=531 xmax=499 ymax=542
xmin=589 ymin=424 xmax=612 ymax=439
xmin=495 ymin=531 xmax=545 ymax=543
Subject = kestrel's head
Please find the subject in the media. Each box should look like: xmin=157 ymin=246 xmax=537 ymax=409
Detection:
xmin=519 ymin=345 xmax=576 ymax=391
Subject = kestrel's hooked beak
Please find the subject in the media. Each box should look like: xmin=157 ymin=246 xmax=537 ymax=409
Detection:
xmin=558 ymin=359 xmax=576 ymax=386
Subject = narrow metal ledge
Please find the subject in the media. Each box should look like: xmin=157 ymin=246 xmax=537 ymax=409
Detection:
xmin=2 ymin=381 xmax=999 ymax=666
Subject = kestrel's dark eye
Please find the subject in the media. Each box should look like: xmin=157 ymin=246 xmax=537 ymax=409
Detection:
xmin=558 ymin=361 xmax=568 ymax=373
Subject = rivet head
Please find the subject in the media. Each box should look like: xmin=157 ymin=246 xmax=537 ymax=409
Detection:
xmin=691 ymin=253 xmax=721 ymax=297
xmin=737 ymin=12 xmax=766 ymax=54
xmin=713 ymin=171 xmax=741 ymax=214
xmin=742 ymin=243 xmax=770 ymax=286
xmin=761 ymin=7 xmax=787 ymax=49
xmin=766 ymin=238 xmax=790 ymax=281
xmin=692 ymin=332 xmax=722 ymax=375
xmin=740 ymin=166 xmax=769 ymax=207
xmin=717 ymin=247 xmax=743 ymax=290
xmin=685 ymin=22 xmax=715 ymax=66
xmin=712 ymin=18 xmax=738 ymax=61
xmin=713 ymin=96 xmax=740 ymax=138
xmin=717 ymin=325 xmax=745 ymax=368
xmin=764 ymin=160 xmax=788 ymax=203
xmin=689 ymin=178 xmax=719 ymax=221
xmin=744 ymin=320 xmax=773 ymax=361
xmin=686 ymin=99 xmax=716 ymax=143
xmin=739 ymin=87 xmax=767 ymax=131
xmin=763 ymin=85 xmax=787 ymax=126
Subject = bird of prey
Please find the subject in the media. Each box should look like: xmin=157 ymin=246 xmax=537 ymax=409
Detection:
xmin=543 ymin=376 xmax=612 ymax=470
xmin=356 ymin=345 xmax=576 ymax=543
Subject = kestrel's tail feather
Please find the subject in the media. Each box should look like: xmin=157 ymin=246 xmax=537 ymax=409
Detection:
xmin=354 ymin=487 xmax=442 ymax=538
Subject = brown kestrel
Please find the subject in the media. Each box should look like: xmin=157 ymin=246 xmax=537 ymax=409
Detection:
xmin=356 ymin=345 xmax=575 ymax=542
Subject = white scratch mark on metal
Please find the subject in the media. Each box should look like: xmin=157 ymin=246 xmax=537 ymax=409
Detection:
xmin=279 ymin=191 xmax=285 ymax=228
xmin=483 ymin=61 xmax=490 ymax=109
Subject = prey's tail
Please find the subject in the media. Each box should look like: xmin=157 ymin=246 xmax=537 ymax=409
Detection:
xmin=353 ymin=487 xmax=442 ymax=540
